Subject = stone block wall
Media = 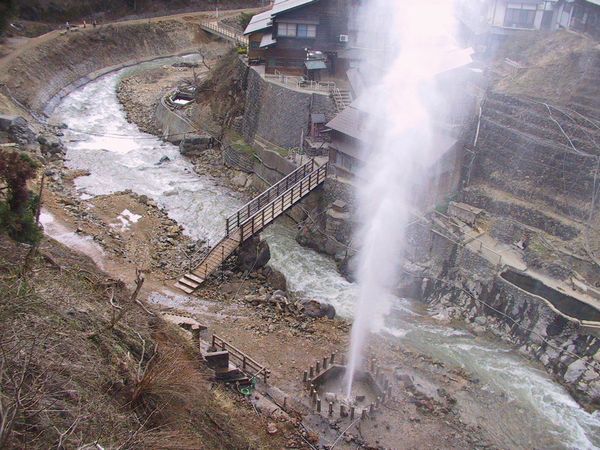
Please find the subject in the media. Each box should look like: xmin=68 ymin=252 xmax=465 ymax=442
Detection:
xmin=241 ymin=65 xmax=335 ymax=149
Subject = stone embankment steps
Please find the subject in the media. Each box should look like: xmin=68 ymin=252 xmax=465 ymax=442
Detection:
xmin=483 ymin=94 xmax=600 ymax=155
xmin=483 ymin=105 xmax=599 ymax=155
xmin=175 ymin=160 xmax=328 ymax=294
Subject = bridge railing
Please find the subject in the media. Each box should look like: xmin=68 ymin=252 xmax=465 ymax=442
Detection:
xmin=211 ymin=334 xmax=270 ymax=383
xmin=226 ymin=159 xmax=317 ymax=235
xmin=200 ymin=21 xmax=248 ymax=46
xmin=237 ymin=163 xmax=327 ymax=240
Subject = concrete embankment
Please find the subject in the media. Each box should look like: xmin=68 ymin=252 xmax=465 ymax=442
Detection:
xmin=0 ymin=19 xmax=209 ymax=115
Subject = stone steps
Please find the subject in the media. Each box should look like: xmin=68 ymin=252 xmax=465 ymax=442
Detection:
xmin=482 ymin=104 xmax=599 ymax=155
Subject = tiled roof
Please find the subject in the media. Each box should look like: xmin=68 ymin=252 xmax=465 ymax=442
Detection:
xmin=244 ymin=10 xmax=273 ymax=35
xmin=271 ymin=0 xmax=318 ymax=15
xmin=244 ymin=0 xmax=319 ymax=35
xmin=326 ymin=105 xmax=364 ymax=141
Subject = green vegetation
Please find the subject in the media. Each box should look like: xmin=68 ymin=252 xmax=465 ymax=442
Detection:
xmin=227 ymin=130 xmax=255 ymax=155
xmin=238 ymin=12 xmax=254 ymax=30
xmin=0 ymin=150 xmax=41 ymax=244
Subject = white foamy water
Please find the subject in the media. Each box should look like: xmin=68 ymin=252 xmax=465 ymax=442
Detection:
xmin=48 ymin=55 xmax=600 ymax=449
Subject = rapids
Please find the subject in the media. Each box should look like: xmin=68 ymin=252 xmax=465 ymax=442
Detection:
xmin=49 ymin=57 xmax=599 ymax=449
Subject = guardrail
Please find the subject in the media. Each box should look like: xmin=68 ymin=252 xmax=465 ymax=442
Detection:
xmin=264 ymin=73 xmax=337 ymax=94
xmin=200 ymin=21 xmax=248 ymax=46
xmin=236 ymin=162 xmax=328 ymax=241
xmin=211 ymin=335 xmax=270 ymax=383
xmin=226 ymin=159 xmax=317 ymax=235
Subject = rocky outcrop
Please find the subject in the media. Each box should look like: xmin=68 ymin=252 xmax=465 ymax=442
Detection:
xmin=403 ymin=237 xmax=600 ymax=409
xmin=179 ymin=134 xmax=213 ymax=156
xmin=301 ymin=299 xmax=336 ymax=319
xmin=237 ymin=235 xmax=270 ymax=272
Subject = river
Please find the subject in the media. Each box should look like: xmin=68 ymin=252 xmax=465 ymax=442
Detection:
xmin=50 ymin=56 xmax=600 ymax=449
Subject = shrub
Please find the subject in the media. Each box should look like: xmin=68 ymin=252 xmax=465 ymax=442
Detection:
xmin=238 ymin=12 xmax=254 ymax=30
xmin=0 ymin=150 xmax=41 ymax=244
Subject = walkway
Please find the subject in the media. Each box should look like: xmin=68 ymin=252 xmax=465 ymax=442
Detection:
xmin=175 ymin=159 xmax=328 ymax=293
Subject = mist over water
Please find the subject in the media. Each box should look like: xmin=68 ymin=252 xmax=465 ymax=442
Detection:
xmin=345 ymin=0 xmax=467 ymax=396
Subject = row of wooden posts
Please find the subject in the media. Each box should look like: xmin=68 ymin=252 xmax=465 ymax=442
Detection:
xmin=302 ymin=354 xmax=393 ymax=421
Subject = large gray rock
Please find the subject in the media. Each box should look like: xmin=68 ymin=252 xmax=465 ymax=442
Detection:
xmin=301 ymin=299 xmax=336 ymax=319
xmin=37 ymin=134 xmax=65 ymax=156
xmin=8 ymin=117 xmax=36 ymax=145
xmin=263 ymin=266 xmax=287 ymax=291
xmin=0 ymin=114 xmax=17 ymax=132
xmin=238 ymin=236 xmax=270 ymax=272
xmin=179 ymin=133 xmax=213 ymax=156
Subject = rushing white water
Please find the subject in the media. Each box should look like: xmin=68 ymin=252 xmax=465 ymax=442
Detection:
xmin=50 ymin=56 xmax=600 ymax=449
xmin=345 ymin=0 xmax=468 ymax=397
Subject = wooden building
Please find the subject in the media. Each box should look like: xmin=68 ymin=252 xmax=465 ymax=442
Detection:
xmin=244 ymin=0 xmax=358 ymax=76
xmin=558 ymin=0 xmax=600 ymax=39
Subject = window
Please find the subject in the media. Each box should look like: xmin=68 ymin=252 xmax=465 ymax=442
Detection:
xmin=297 ymin=24 xmax=317 ymax=38
xmin=277 ymin=22 xmax=316 ymax=38
xmin=504 ymin=3 xmax=537 ymax=28
xmin=278 ymin=23 xmax=297 ymax=37
xmin=250 ymin=41 xmax=260 ymax=49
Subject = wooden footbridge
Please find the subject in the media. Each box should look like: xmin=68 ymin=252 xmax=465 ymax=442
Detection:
xmin=175 ymin=159 xmax=328 ymax=294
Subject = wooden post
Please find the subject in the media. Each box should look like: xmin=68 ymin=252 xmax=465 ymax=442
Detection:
xmin=330 ymin=353 xmax=335 ymax=364
xmin=212 ymin=335 xmax=216 ymax=348
xmin=323 ymin=357 xmax=328 ymax=370
xmin=303 ymin=371 xmax=308 ymax=383
xmin=350 ymin=406 xmax=355 ymax=420
xmin=316 ymin=361 xmax=320 ymax=373
xmin=328 ymin=402 xmax=333 ymax=416
xmin=316 ymin=398 xmax=321 ymax=412
xmin=243 ymin=356 xmax=247 ymax=370
xmin=226 ymin=218 xmax=230 ymax=235
xmin=309 ymin=366 xmax=314 ymax=378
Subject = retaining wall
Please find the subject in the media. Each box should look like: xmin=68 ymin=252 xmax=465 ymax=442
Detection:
xmin=154 ymin=98 xmax=195 ymax=144
xmin=240 ymin=65 xmax=335 ymax=148
xmin=0 ymin=20 xmax=207 ymax=115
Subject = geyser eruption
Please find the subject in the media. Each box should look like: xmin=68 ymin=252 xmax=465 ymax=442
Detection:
xmin=345 ymin=0 xmax=469 ymax=397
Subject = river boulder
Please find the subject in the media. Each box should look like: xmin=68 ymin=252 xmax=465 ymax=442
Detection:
xmin=301 ymin=299 xmax=336 ymax=319
xmin=237 ymin=236 xmax=270 ymax=272
xmin=263 ymin=266 xmax=287 ymax=292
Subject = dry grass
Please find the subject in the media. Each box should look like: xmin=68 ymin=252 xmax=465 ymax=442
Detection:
xmin=493 ymin=30 xmax=599 ymax=104
xmin=0 ymin=235 xmax=293 ymax=449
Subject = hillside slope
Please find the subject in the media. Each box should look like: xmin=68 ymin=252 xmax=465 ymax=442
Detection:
xmin=0 ymin=235 xmax=289 ymax=449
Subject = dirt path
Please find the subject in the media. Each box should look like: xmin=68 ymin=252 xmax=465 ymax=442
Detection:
xmin=0 ymin=7 xmax=263 ymax=70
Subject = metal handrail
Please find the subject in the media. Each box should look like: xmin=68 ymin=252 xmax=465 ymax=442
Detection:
xmin=226 ymin=159 xmax=316 ymax=234
xmin=237 ymin=163 xmax=328 ymax=241
xmin=212 ymin=335 xmax=270 ymax=383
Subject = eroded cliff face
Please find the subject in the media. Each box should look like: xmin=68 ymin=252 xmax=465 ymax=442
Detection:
xmin=400 ymin=238 xmax=600 ymax=410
